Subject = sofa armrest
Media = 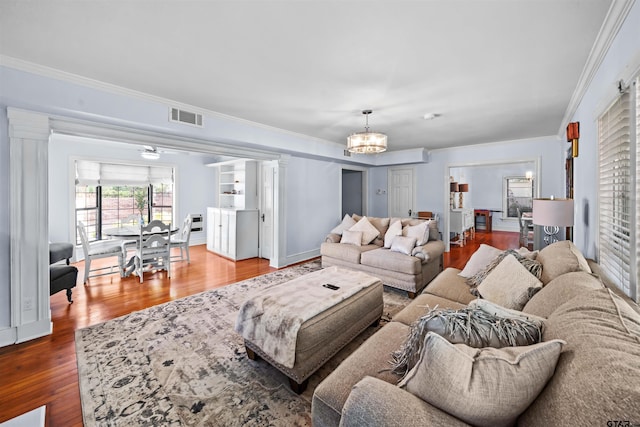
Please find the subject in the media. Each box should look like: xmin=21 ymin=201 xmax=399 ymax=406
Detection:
xmin=339 ymin=376 xmax=470 ymax=427
xmin=325 ymin=233 xmax=341 ymax=243
xmin=412 ymin=240 xmax=445 ymax=262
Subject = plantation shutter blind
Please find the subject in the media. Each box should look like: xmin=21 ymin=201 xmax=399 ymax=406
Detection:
xmin=598 ymin=89 xmax=632 ymax=296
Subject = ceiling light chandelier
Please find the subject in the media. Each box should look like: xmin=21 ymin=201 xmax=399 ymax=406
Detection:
xmin=347 ymin=110 xmax=387 ymax=154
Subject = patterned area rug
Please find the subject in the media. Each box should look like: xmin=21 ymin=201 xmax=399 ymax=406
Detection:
xmin=75 ymin=261 xmax=411 ymax=426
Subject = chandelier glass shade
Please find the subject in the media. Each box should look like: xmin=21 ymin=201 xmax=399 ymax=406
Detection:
xmin=347 ymin=110 xmax=387 ymax=154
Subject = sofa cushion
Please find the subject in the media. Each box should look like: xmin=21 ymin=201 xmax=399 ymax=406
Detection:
xmin=477 ymin=254 xmax=543 ymax=310
xmin=458 ymin=243 xmax=502 ymax=278
xmin=398 ymin=333 xmax=565 ymax=427
xmin=311 ymin=321 xmax=407 ymax=427
xmin=330 ymin=214 xmax=357 ymax=235
xmin=391 ymin=304 xmax=544 ymax=377
xmin=348 ymin=216 xmax=380 ymax=245
xmin=518 ymin=288 xmax=640 ymax=426
xmin=521 ymin=270 xmax=603 ymax=318
xmin=393 ymin=293 xmax=467 ymax=326
xmin=466 ymin=249 xmax=542 ymax=295
xmin=383 ymin=220 xmax=402 ymax=248
xmin=423 ymin=267 xmax=477 ymax=305
xmin=402 ymin=222 xmax=429 ymax=246
xmin=536 ymin=240 xmax=582 ymax=285
xmin=340 ymin=229 xmax=362 ymax=246
xmin=390 ymin=236 xmax=417 ymax=255
xmin=360 ymin=248 xmax=421 ymax=275
xmin=411 ymin=239 xmax=445 ymax=263
xmin=340 ymin=376 xmax=470 ymax=427
xmin=320 ymin=242 xmax=378 ymax=264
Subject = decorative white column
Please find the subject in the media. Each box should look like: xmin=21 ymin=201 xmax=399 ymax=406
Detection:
xmin=270 ymin=155 xmax=289 ymax=268
xmin=8 ymin=108 xmax=52 ymax=343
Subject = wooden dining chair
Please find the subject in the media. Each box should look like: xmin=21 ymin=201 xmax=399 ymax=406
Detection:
xmin=134 ymin=220 xmax=171 ymax=283
xmin=77 ymin=221 xmax=125 ymax=284
xmin=170 ymin=214 xmax=193 ymax=264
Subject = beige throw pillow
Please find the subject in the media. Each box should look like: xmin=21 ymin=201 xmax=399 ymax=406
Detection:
xmin=339 ymin=229 xmax=362 ymax=246
xmin=390 ymin=236 xmax=417 ymax=255
xmin=458 ymin=244 xmax=502 ymax=278
xmin=399 ymin=333 xmax=565 ymax=427
xmin=348 ymin=216 xmax=380 ymax=245
xmin=477 ymin=254 xmax=543 ymax=310
xmin=402 ymin=222 xmax=429 ymax=246
xmin=330 ymin=214 xmax=356 ymax=235
xmin=384 ymin=220 xmax=403 ymax=248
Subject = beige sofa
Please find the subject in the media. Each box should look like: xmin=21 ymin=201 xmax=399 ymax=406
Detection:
xmin=321 ymin=215 xmax=445 ymax=298
xmin=312 ymin=241 xmax=640 ymax=426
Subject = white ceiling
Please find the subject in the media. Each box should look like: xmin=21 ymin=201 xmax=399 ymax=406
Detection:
xmin=0 ymin=1 xmax=613 ymax=152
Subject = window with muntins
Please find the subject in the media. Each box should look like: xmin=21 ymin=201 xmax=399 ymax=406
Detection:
xmin=503 ymin=177 xmax=534 ymax=219
xmin=597 ymin=76 xmax=638 ymax=302
xmin=75 ymin=161 xmax=174 ymax=243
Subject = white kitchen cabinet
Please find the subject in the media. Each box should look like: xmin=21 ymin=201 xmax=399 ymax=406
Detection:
xmin=450 ymin=207 xmax=475 ymax=247
xmin=206 ymin=207 xmax=259 ymax=260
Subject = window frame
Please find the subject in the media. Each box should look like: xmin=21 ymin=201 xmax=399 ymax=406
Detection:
xmin=502 ymin=176 xmax=534 ymax=220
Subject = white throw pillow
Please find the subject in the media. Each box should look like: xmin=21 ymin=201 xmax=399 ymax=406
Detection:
xmin=330 ymin=214 xmax=357 ymax=235
xmin=477 ymin=254 xmax=543 ymax=310
xmin=348 ymin=217 xmax=380 ymax=245
xmin=399 ymin=333 xmax=565 ymax=427
xmin=384 ymin=220 xmax=403 ymax=248
xmin=339 ymin=229 xmax=362 ymax=246
xmin=458 ymin=244 xmax=502 ymax=278
xmin=390 ymin=236 xmax=417 ymax=255
xmin=402 ymin=221 xmax=429 ymax=246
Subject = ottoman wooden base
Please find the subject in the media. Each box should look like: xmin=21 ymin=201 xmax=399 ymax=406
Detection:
xmin=242 ymin=270 xmax=383 ymax=394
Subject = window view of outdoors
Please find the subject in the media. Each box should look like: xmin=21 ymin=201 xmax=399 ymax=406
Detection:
xmin=505 ymin=177 xmax=533 ymax=218
xmin=75 ymin=183 xmax=173 ymax=243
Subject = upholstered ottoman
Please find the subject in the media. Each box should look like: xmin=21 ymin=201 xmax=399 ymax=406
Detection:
xmin=235 ymin=266 xmax=383 ymax=393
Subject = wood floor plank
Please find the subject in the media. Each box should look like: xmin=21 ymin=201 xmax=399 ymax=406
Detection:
xmin=0 ymin=234 xmax=519 ymax=425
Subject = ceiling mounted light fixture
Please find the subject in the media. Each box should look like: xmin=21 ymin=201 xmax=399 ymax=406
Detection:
xmin=141 ymin=146 xmax=160 ymax=160
xmin=347 ymin=110 xmax=387 ymax=154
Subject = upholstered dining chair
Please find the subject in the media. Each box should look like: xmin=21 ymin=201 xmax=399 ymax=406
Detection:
xmin=170 ymin=214 xmax=193 ymax=264
xmin=77 ymin=221 xmax=125 ymax=284
xmin=134 ymin=220 xmax=171 ymax=283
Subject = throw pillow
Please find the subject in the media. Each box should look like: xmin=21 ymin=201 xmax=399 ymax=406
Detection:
xmin=469 ymin=298 xmax=546 ymax=324
xmin=466 ymin=249 xmax=542 ymax=295
xmin=330 ymin=214 xmax=357 ymax=235
xmin=391 ymin=304 xmax=544 ymax=377
xmin=390 ymin=236 xmax=417 ymax=255
xmin=476 ymin=254 xmax=543 ymax=310
xmin=402 ymin=221 xmax=429 ymax=246
xmin=398 ymin=333 xmax=565 ymax=427
xmin=458 ymin=244 xmax=502 ymax=278
xmin=536 ymin=241 xmax=582 ymax=285
xmin=384 ymin=220 xmax=403 ymax=248
xmin=568 ymin=240 xmax=592 ymax=273
xmin=348 ymin=216 xmax=380 ymax=245
xmin=339 ymin=229 xmax=362 ymax=246
xmin=518 ymin=246 xmax=539 ymax=259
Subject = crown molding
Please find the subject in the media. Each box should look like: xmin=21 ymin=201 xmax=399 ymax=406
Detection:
xmin=559 ymin=0 xmax=636 ymax=136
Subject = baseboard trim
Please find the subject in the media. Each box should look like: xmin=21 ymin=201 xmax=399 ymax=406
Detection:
xmin=0 ymin=326 xmax=17 ymax=348
xmin=284 ymin=249 xmax=320 ymax=268
xmin=15 ymin=319 xmax=52 ymax=344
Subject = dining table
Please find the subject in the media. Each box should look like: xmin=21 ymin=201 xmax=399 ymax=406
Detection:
xmin=103 ymin=225 xmax=179 ymax=277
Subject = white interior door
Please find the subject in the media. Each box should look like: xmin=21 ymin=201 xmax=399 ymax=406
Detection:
xmin=259 ymin=161 xmax=274 ymax=259
xmin=388 ymin=167 xmax=415 ymax=217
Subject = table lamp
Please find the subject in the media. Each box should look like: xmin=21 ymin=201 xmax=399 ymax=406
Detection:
xmin=532 ymin=197 xmax=574 ymax=246
xmin=458 ymin=183 xmax=469 ymax=209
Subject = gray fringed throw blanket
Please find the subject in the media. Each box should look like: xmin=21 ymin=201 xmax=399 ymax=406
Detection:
xmin=235 ymin=266 xmax=380 ymax=368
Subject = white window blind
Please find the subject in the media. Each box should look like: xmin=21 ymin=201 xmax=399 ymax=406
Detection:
xmin=598 ymin=89 xmax=632 ymax=297
xmin=75 ymin=161 xmax=173 ymax=186
xmin=636 ymin=76 xmax=640 ymax=302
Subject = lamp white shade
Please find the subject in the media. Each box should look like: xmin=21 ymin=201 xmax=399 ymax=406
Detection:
xmin=532 ymin=198 xmax=574 ymax=227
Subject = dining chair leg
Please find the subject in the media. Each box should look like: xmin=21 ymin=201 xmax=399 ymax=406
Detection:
xmin=83 ymin=259 xmax=91 ymax=284
xmin=185 ymin=246 xmax=190 ymax=264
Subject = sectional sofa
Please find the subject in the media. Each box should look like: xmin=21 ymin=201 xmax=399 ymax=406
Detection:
xmin=320 ymin=215 xmax=445 ymax=298
xmin=312 ymin=241 xmax=640 ymax=426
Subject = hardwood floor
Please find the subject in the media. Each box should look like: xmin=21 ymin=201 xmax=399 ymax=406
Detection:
xmin=0 ymin=232 xmax=519 ymax=426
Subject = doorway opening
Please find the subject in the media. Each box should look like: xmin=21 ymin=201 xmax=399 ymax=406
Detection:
xmin=341 ymin=167 xmax=367 ymax=217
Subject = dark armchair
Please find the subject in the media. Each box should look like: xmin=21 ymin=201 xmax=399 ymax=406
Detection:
xmin=49 ymin=242 xmax=77 ymax=303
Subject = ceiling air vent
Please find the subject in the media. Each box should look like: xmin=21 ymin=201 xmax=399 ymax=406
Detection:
xmin=343 ymin=150 xmax=352 ymax=157
xmin=169 ymin=107 xmax=203 ymax=127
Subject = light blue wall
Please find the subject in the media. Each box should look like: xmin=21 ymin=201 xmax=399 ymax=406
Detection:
xmin=569 ymin=1 xmax=640 ymax=260
xmin=47 ymin=135 xmax=217 ymax=247
xmin=285 ymin=157 xmax=341 ymax=259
